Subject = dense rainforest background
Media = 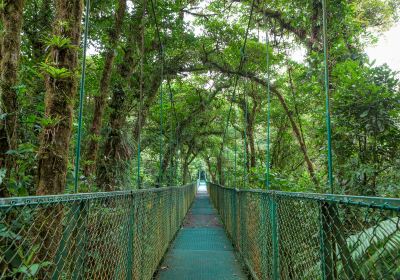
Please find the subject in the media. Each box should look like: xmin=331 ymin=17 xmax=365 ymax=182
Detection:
xmin=0 ymin=0 xmax=399 ymax=197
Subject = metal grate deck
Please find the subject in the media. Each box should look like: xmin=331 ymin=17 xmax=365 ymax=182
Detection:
xmin=157 ymin=192 xmax=246 ymax=280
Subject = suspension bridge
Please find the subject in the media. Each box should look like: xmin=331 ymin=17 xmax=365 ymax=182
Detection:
xmin=0 ymin=0 xmax=400 ymax=279
xmin=1 ymin=181 xmax=399 ymax=279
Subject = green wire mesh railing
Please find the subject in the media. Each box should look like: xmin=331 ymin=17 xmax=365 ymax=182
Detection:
xmin=208 ymin=182 xmax=400 ymax=280
xmin=0 ymin=184 xmax=196 ymax=279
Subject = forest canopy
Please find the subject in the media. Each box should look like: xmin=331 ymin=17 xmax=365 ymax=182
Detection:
xmin=0 ymin=0 xmax=399 ymax=197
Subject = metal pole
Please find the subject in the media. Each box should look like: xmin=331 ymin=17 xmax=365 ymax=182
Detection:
xmin=74 ymin=0 xmax=90 ymax=193
xmin=322 ymin=0 xmax=333 ymax=194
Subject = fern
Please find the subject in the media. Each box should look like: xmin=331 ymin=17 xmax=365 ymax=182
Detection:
xmin=39 ymin=62 xmax=72 ymax=79
xmin=43 ymin=35 xmax=72 ymax=51
xmin=338 ymin=217 xmax=400 ymax=277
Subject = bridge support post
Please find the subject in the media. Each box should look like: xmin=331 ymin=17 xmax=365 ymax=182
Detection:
xmin=126 ymin=194 xmax=136 ymax=280
xmin=270 ymin=194 xmax=279 ymax=280
xmin=259 ymin=193 xmax=268 ymax=280
xmin=319 ymin=202 xmax=355 ymax=280
xmin=72 ymin=200 xmax=90 ymax=280
xmin=232 ymin=189 xmax=237 ymax=243
xmin=319 ymin=202 xmax=335 ymax=280
xmin=239 ymin=191 xmax=245 ymax=253
xmin=52 ymin=200 xmax=89 ymax=280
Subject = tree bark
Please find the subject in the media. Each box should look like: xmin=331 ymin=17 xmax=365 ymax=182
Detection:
xmin=205 ymin=156 xmax=216 ymax=183
xmin=237 ymin=94 xmax=259 ymax=169
xmin=36 ymin=0 xmax=84 ymax=195
xmin=96 ymin=29 xmax=137 ymax=191
xmin=0 ymin=0 xmax=25 ymax=197
xmin=273 ymin=88 xmax=319 ymax=186
xmin=84 ymin=0 xmax=127 ymax=176
xmin=132 ymin=72 xmax=162 ymax=141
xmin=217 ymin=153 xmax=224 ymax=185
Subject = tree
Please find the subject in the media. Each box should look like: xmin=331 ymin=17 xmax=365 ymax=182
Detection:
xmin=0 ymin=0 xmax=25 ymax=196
xmin=36 ymin=0 xmax=84 ymax=195
xmin=84 ymin=0 xmax=127 ymax=176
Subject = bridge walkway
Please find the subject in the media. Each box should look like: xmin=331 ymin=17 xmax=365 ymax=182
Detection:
xmin=157 ymin=190 xmax=246 ymax=280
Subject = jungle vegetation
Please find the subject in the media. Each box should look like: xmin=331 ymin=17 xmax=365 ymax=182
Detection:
xmin=0 ymin=0 xmax=399 ymax=197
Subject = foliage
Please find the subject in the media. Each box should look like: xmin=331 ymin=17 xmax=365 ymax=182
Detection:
xmin=0 ymin=0 xmax=398 ymax=196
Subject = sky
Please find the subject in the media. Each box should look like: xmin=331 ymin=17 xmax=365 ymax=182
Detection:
xmin=366 ymin=22 xmax=400 ymax=72
xmin=289 ymin=22 xmax=400 ymax=74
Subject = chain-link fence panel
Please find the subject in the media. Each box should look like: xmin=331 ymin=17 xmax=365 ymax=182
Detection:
xmin=0 ymin=184 xmax=196 ymax=279
xmin=208 ymin=183 xmax=400 ymax=280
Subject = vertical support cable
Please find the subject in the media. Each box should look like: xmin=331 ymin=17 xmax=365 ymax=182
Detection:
xmin=218 ymin=0 xmax=255 ymax=181
xmin=159 ymin=45 xmax=164 ymax=187
xmin=322 ymin=0 xmax=333 ymax=193
xmin=243 ymin=79 xmax=248 ymax=189
xmin=225 ymin=147 xmax=230 ymax=187
xmin=265 ymin=30 xmax=271 ymax=190
xmin=169 ymin=88 xmax=174 ymax=186
xmin=234 ymin=128 xmax=237 ymax=189
xmin=137 ymin=0 xmax=146 ymax=189
xmin=74 ymin=0 xmax=90 ymax=193
xmin=167 ymin=80 xmax=178 ymax=185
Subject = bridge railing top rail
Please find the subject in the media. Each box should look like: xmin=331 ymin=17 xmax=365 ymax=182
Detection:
xmin=0 ymin=183 xmax=195 ymax=208
xmin=208 ymin=182 xmax=400 ymax=211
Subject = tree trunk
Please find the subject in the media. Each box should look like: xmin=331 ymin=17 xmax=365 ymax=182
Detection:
xmin=132 ymin=72 xmax=162 ymax=141
xmin=247 ymin=121 xmax=256 ymax=168
xmin=36 ymin=0 xmax=84 ymax=195
xmin=246 ymin=96 xmax=258 ymax=169
xmin=96 ymin=31 xmax=137 ymax=191
xmin=182 ymin=162 xmax=189 ymax=184
xmin=0 ymin=0 xmax=25 ymax=197
xmin=205 ymin=156 xmax=216 ymax=183
xmin=84 ymin=0 xmax=127 ymax=176
xmin=273 ymin=88 xmax=319 ymax=186
xmin=217 ymin=154 xmax=224 ymax=185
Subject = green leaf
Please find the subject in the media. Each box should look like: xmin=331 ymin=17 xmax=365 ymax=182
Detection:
xmin=39 ymin=62 xmax=72 ymax=79
xmin=360 ymin=110 xmax=369 ymax=118
xmin=0 ymin=224 xmax=22 ymax=240
xmin=0 ymin=168 xmax=5 ymax=184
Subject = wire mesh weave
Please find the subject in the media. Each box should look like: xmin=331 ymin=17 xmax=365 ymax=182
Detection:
xmin=208 ymin=183 xmax=400 ymax=280
xmin=0 ymin=184 xmax=196 ymax=279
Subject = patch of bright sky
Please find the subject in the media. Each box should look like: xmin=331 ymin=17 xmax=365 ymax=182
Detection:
xmin=366 ymin=22 xmax=400 ymax=72
xmin=290 ymin=22 xmax=400 ymax=72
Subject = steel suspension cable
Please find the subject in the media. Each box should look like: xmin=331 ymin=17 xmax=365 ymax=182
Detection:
xmin=234 ymin=128 xmax=237 ymax=188
xmin=159 ymin=46 xmax=164 ymax=186
xmin=166 ymin=81 xmax=179 ymax=185
xmin=149 ymin=0 xmax=165 ymax=186
xmin=150 ymin=0 xmax=179 ymax=186
xmin=74 ymin=0 xmax=90 ymax=193
xmin=137 ymin=0 xmax=147 ymax=189
xmin=265 ymin=30 xmax=271 ymax=190
xmin=218 ymin=0 xmax=256 ymax=185
xmin=322 ymin=0 xmax=333 ymax=193
xmin=243 ymin=79 xmax=249 ymax=189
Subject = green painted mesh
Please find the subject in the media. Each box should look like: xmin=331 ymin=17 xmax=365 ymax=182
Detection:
xmin=208 ymin=183 xmax=400 ymax=280
xmin=0 ymin=184 xmax=196 ymax=279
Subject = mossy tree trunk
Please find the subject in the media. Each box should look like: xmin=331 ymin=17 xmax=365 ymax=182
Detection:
xmin=84 ymin=0 xmax=127 ymax=176
xmin=36 ymin=0 xmax=84 ymax=195
xmin=0 ymin=0 xmax=25 ymax=197
xmin=95 ymin=22 xmax=139 ymax=191
xmin=96 ymin=0 xmax=152 ymax=191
